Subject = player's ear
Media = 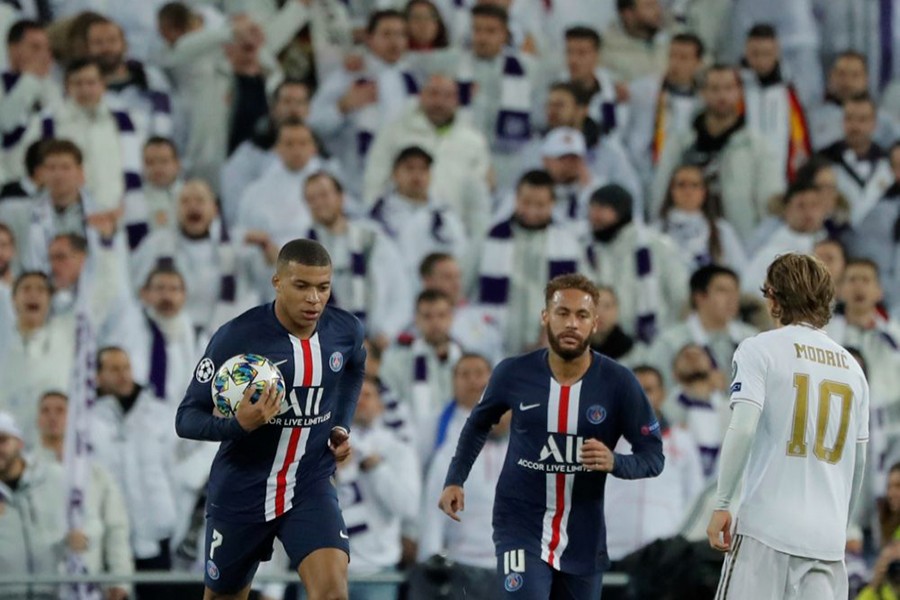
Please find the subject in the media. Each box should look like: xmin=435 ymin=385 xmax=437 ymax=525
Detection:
xmin=271 ymin=273 xmax=279 ymax=290
xmin=540 ymin=308 xmax=548 ymax=326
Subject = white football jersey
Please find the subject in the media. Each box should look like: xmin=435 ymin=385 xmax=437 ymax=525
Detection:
xmin=730 ymin=324 xmax=869 ymax=561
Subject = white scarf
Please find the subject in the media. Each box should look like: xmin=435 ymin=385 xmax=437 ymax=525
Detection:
xmin=457 ymin=51 xmax=532 ymax=150
xmin=827 ymin=313 xmax=900 ymax=351
xmin=586 ymin=67 xmax=621 ymax=134
xmin=676 ymin=389 xmax=726 ymax=478
xmin=663 ymin=209 xmax=712 ymax=268
xmin=685 ymin=312 xmax=747 ymax=370
xmin=307 ymin=222 xmax=376 ymax=325
xmin=410 ymin=336 xmax=463 ymax=427
xmin=354 ymin=61 xmax=419 ymax=160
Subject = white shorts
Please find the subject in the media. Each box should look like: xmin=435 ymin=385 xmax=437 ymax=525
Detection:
xmin=715 ymin=535 xmax=848 ymax=600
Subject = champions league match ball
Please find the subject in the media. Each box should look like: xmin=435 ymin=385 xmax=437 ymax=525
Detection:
xmin=211 ymin=354 xmax=286 ymax=418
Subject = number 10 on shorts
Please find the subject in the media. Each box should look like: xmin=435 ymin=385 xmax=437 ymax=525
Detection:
xmin=504 ymin=549 xmax=525 ymax=574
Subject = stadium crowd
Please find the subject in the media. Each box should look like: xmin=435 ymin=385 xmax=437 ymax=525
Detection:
xmin=1 ymin=0 xmax=900 ymax=598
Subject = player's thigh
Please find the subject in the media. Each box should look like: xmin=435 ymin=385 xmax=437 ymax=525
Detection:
xmin=551 ymin=568 xmax=605 ymax=600
xmin=204 ymin=517 xmax=278 ymax=596
xmin=298 ymin=549 xmax=349 ymax=600
xmin=496 ymin=548 xmax=552 ymax=599
xmin=714 ymin=535 xmax=790 ymax=600
xmin=791 ymin=557 xmax=848 ymax=600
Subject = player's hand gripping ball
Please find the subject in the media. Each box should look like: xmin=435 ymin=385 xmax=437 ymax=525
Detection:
xmin=212 ymin=354 xmax=286 ymax=418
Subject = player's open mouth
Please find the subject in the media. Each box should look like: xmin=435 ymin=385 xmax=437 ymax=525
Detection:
xmin=302 ymin=310 xmax=319 ymax=319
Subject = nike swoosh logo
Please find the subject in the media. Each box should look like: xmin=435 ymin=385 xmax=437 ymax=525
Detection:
xmin=339 ymin=531 xmax=349 ymax=539
xmin=273 ymin=359 xmax=288 ymax=367
xmin=519 ymin=403 xmax=541 ymax=411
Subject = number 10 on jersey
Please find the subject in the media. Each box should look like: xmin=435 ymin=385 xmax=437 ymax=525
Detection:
xmin=787 ymin=373 xmax=853 ymax=464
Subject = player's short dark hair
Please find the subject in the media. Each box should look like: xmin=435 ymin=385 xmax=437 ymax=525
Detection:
xmin=158 ymin=2 xmax=192 ymax=31
xmin=764 ymin=253 xmax=834 ymax=328
xmin=632 ymin=364 xmax=664 ymax=387
xmin=51 ymin=233 xmax=88 ymax=254
xmin=419 ymin=252 xmax=454 ymax=279
xmin=96 ymin=346 xmax=128 ymax=370
xmin=690 ymin=264 xmax=739 ymax=295
xmin=304 ymin=171 xmax=343 ymax=194
xmin=549 ymin=81 xmax=592 ymax=107
xmin=367 ymin=9 xmax=405 ymax=34
xmin=392 ymin=145 xmax=433 ymax=169
xmin=144 ymin=264 xmax=185 ymax=290
xmin=516 ymin=169 xmax=555 ymax=194
xmin=7 ymin=19 xmax=43 ymax=46
xmin=42 ymin=139 xmax=83 ymax=165
xmin=747 ymin=23 xmax=777 ymax=40
xmin=471 ymin=3 xmax=508 ymax=25
xmin=545 ymin=273 xmax=600 ymax=307
xmin=13 ymin=271 xmax=50 ymax=296
xmin=416 ymin=288 xmax=453 ymax=308
xmin=454 ymin=353 xmax=492 ymax=375
xmin=64 ymin=57 xmax=103 ymax=81
xmin=144 ymin=135 xmax=179 ymax=157
xmin=671 ymin=32 xmax=704 ymax=58
xmin=277 ymin=239 xmax=332 ymax=270
xmin=843 ymin=257 xmax=881 ymax=281
xmin=565 ymin=26 xmax=601 ymax=49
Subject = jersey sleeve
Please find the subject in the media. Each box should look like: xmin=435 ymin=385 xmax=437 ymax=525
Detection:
xmin=332 ymin=317 xmax=367 ymax=433
xmin=857 ymin=374 xmax=870 ymax=443
xmin=610 ymin=368 xmax=665 ymax=480
xmin=729 ymin=337 xmax=768 ymax=410
xmin=175 ymin=325 xmax=250 ymax=442
xmin=443 ymin=359 xmax=514 ymax=487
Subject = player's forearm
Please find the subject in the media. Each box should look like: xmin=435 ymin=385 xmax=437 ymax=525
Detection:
xmin=611 ymin=440 xmax=665 ymax=480
xmin=714 ymin=402 xmax=762 ymax=510
xmin=333 ymin=366 xmax=365 ymax=432
xmin=443 ymin=418 xmax=491 ymax=487
xmin=175 ymin=404 xmax=248 ymax=441
xmin=848 ymin=442 xmax=867 ymax=526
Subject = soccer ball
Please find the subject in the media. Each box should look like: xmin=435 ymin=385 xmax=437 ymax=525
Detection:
xmin=211 ymin=354 xmax=286 ymax=418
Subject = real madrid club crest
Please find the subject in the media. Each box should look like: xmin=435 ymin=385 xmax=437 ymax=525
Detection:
xmin=586 ymin=404 xmax=606 ymax=425
xmin=329 ymin=351 xmax=344 ymax=372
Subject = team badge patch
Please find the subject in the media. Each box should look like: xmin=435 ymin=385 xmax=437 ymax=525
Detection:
xmin=206 ymin=559 xmax=220 ymax=580
xmin=641 ymin=420 xmax=661 ymax=436
xmin=504 ymin=573 xmax=523 ymax=592
xmin=195 ymin=358 xmax=215 ymax=383
xmin=329 ymin=351 xmax=344 ymax=372
xmin=586 ymin=405 xmax=606 ymax=425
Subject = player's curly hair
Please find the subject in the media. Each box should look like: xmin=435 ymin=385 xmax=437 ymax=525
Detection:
xmin=544 ymin=273 xmax=600 ymax=307
xmin=763 ymin=253 xmax=834 ymax=329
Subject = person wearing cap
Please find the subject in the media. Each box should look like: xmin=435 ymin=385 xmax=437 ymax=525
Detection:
xmin=0 ymin=410 xmax=69 ymax=600
xmin=741 ymin=180 xmax=828 ymax=295
xmin=584 ymin=183 xmax=688 ymax=345
xmin=369 ymin=145 xmax=468 ymax=282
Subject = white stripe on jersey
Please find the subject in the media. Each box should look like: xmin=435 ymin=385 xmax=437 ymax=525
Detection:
xmin=265 ymin=427 xmax=295 ymax=520
xmin=280 ymin=428 xmax=310 ymax=512
xmin=309 ymin=333 xmax=323 ymax=386
xmin=289 ymin=332 xmax=323 ymax=387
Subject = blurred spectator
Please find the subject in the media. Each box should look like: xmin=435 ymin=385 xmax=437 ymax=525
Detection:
xmin=416 ymin=410 xmax=509 ymax=600
xmin=585 ymin=183 xmax=688 ymax=344
xmin=740 ymin=23 xmax=812 ymax=182
xmin=648 ymin=265 xmax=755 ymax=388
xmin=605 ymin=365 xmax=704 ymax=560
xmin=405 ymin=0 xmax=450 ymax=51
xmin=602 ymin=0 xmax=669 ymax=82
xmin=123 ymin=136 xmax=182 ymax=250
xmin=589 ymin=285 xmax=640 ymax=364
xmin=381 ymin=289 xmax=463 ymax=457
xmin=92 ymin=346 xmax=179 ymax=600
xmin=0 ymin=19 xmax=60 ymax=180
xmin=437 ymin=0 xmax=540 ymax=56
xmin=0 ymin=272 xmax=72 ymax=445
xmin=0 ymin=222 xmax=13 ymax=306
xmin=539 ymin=127 xmax=605 ymax=222
xmin=652 ymin=64 xmax=783 ymax=244
xmin=810 ymin=51 xmax=900 ymax=151
xmin=428 ymin=353 xmax=493 ymax=455
xmin=813 ymin=237 xmax=848 ymax=285
xmin=84 ymin=16 xmax=173 ymax=140
xmin=657 ymin=164 xmax=747 ymax=273
xmin=795 ymin=155 xmax=851 ymax=238
xmin=878 ymin=463 xmax=900 ymax=547
xmin=131 ymin=179 xmax=256 ymax=337
xmin=237 ymin=119 xmax=338 ymax=248
xmin=626 ymin=32 xmax=704 ymax=187
xmin=843 ymin=142 xmax=900 ymax=306
xmin=0 ymin=139 xmax=45 ymax=205
xmin=419 ymin=252 xmax=503 ymax=365
xmin=663 ymin=343 xmax=730 ymax=477
xmin=363 ymin=73 xmax=492 ymax=237
xmin=336 ymin=376 xmax=421 ymax=600
xmin=742 ymin=180 xmax=828 ymax=294
xmin=467 ymin=170 xmax=583 ymax=354
xmin=562 ymin=26 xmax=628 ymax=138
xmin=819 ymin=94 xmax=894 ymax=228
xmin=369 ymin=146 xmax=467 ymax=280
xmin=303 ymin=171 xmax=412 ymax=348
xmin=0 ymin=411 xmax=67 ymax=600
xmin=856 ymin=541 xmax=900 ymax=600
xmin=309 ymin=9 xmax=416 ymax=197
xmin=35 ymin=392 xmax=133 ymax=600
xmin=220 ymin=79 xmax=312 ymax=225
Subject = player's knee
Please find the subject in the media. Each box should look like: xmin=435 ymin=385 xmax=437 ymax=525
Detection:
xmin=305 ymin=583 xmax=348 ymax=600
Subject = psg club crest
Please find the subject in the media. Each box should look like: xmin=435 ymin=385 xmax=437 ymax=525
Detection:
xmin=206 ymin=560 xmax=220 ymax=580
xmin=196 ymin=358 xmax=215 ymax=383
xmin=586 ymin=405 xmax=606 ymax=425
xmin=504 ymin=573 xmax=523 ymax=592
xmin=329 ymin=351 xmax=344 ymax=372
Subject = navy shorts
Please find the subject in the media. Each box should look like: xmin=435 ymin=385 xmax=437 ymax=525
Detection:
xmin=496 ymin=549 xmax=604 ymax=599
xmin=204 ymin=487 xmax=349 ymax=593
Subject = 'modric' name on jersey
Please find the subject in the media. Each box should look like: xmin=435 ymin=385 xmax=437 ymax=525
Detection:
xmin=176 ymin=303 xmax=366 ymax=524
xmin=445 ymin=350 xmax=664 ymax=576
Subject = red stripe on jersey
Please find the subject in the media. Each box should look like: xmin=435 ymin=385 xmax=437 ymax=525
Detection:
xmin=301 ymin=339 xmax=313 ymax=387
xmin=546 ymin=385 xmax=571 ymax=565
xmin=274 ymin=428 xmax=303 ymax=516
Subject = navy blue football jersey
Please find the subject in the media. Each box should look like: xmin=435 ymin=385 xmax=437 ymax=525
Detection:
xmin=176 ymin=303 xmax=366 ymax=523
xmin=445 ymin=350 xmax=664 ymax=575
